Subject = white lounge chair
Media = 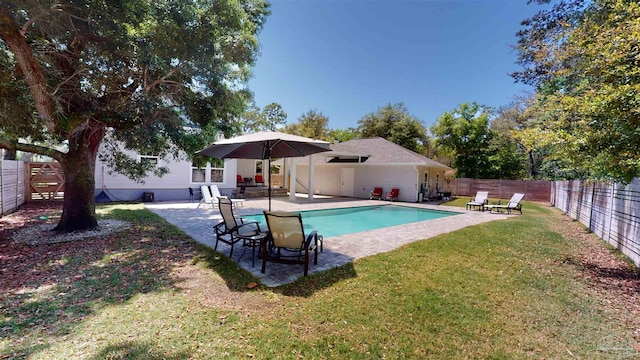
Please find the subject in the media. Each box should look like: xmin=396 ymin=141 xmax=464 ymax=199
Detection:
xmin=197 ymin=185 xmax=217 ymax=208
xmin=466 ymin=191 xmax=488 ymax=211
xmin=485 ymin=193 xmax=525 ymax=214
xmin=210 ymin=184 xmax=244 ymax=208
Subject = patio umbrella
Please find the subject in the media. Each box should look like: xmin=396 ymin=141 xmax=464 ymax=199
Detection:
xmin=196 ymin=131 xmax=332 ymax=210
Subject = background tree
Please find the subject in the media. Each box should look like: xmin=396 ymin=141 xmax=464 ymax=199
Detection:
xmin=0 ymin=0 xmax=269 ymax=231
xmin=240 ymin=102 xmax=287 ymax=132
xmin=282 ymin=109 xmax=330 ymax=140
xmin=357 ymin=103 xmax=428 ymax=153
xmin=513 ymin=0 xmax=640 ymax=183
xmin=431 ymin=102 xmax=494 ymax=178
xmin=492 ymin=96 xmax=538 ymax=179
xmin=328 ymin=127 xmax=359 ymax=143
xmin=262 ymin=102 xmax=287 ymax=131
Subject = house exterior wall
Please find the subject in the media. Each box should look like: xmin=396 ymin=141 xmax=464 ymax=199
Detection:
xmin=296 ymin=163 xmax=427 ymax=202
xmin=236 ymin=159 xmax=260 ymax=184
xmin=94 ymin=147 xmax=238 ymax=202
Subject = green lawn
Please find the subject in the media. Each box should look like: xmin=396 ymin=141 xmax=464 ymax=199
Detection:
xmin=1 ymin=200 xmax=637 ymax=359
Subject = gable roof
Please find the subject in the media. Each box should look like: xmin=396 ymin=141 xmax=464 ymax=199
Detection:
xmin=325 ymin=137 xmax=451 ymax=169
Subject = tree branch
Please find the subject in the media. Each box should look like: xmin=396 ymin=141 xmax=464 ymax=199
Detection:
xmin=0 ymin=5 xmax=56 ymax=133
xmin=19 ymin=4 xmax=63 ymax=37
xmin=0 ymin=138 xmax=65 ymax=162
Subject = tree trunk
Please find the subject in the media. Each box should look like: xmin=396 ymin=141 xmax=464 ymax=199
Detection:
xmin=3 ymin=148 xmax=16 ymax=160
xmin=528 ymin=150 xmax=536 ymax=178
xmin=54 ymin=122 xmax=105 ymax=232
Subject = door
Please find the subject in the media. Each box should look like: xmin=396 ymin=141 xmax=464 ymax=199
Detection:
xmin=341 ymin=168 xmax=355 ymax=197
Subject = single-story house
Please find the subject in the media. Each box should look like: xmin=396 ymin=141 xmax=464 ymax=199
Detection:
xmin=291 ymin=137 xmax=452 ymax=202
xmin=94 ymin=137 xmax=452 ymax=203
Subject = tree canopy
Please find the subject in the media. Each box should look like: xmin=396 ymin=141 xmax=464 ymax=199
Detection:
xmin=281 ymin=109 xmax=330 ymax=141
xmin=240 ymin=102 xmax=287 ymax=132
xmin=0 ymin=0 xmax=270 ymax=231
xmin=357 ymin=103 xmax=428 ymax=153
xmin=431 ymin=102 xmax=495 ymax=179
xmin=512 ymin=0 xmax=640 ymax=183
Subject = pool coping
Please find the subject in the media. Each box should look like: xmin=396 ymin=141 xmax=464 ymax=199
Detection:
xmin=146 ymin=197 xmax=510 ymax=287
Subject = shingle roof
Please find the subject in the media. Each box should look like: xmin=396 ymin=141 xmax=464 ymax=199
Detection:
xmin=327 ymin=137 xmax=451 ymax=169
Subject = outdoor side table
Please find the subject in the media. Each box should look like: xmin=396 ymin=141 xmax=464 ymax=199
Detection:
xmin=239 ymin=232 xmax=269 ymax=267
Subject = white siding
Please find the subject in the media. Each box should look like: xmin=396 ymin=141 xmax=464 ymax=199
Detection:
xmin=297 ymin=163 xmax=421 ymax=202
xmin=94 ymin=145 xmax=238 ymax=201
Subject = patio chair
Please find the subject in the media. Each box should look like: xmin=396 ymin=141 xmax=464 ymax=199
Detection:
xmin=255 ymin=174 xmax=265 ymax=186
xmin=236 ymin=175 xmax=247 ymax=186
xmin=484 ymin=193 xmax=525 ymax=214
xmin=466 ymin=191 xmax=489 ymax=211
xmin=385 ymin=188 xmax=399 ymax=202
xmin=370 ymin=187 xmax=383 ymax=200
xmin=232 ymin=185 xmax=246 ymax=199
xmin=261 ymin=211 xmax=321 ymax=277
xmin=214 ymin=198 xmax=263 ymax=258
xmin=197 ymin=185 xmax=215 ymax=208
xmin=188 ymin=187 xmax=201 ymax=203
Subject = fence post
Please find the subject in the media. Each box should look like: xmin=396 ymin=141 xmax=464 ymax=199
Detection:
xmin=608 ymin=182 xmax=615 ymax=244
xmin=15 ymin=161 xmax=19 ymax=210
xmin=0 ymin=159 xmax=3 ymax=216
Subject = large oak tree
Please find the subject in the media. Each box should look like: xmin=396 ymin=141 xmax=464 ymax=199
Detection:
xmin=0 ymin=0 xmax=269 ymax=231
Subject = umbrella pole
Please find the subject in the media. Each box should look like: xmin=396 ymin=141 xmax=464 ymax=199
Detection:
xmin=268 ymin=157 xmax=272 ymax=211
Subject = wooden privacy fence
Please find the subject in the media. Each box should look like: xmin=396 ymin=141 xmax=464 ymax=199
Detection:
xmin=449 ymin=178 xmax=552 ymax=202
xmin=27 ymin=162 xmax=64 ymax=200
xmin=0 ymin=160 xmax=26 ymax=215
xmin=552 ymin=179 xmax=640 ymax=268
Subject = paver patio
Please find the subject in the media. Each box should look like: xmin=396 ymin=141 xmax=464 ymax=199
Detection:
xmin=146 ymin=197 xmax=508 ymax=287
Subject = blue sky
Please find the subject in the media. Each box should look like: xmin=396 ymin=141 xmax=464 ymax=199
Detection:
xmin=248 ymin=0 xmax=546 ymax=131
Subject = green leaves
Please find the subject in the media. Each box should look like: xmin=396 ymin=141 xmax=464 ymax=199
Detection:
xmin=513 ymin=0 xmax=640 ymax=183
xmin=431 ymin=103 xmax=497 ymax=178
xmin=357 ymin=103 xmax=428 ymax=153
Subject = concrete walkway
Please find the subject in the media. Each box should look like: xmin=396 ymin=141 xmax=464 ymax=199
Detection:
xmin=146 ymin=197 xmax=509 ymax=287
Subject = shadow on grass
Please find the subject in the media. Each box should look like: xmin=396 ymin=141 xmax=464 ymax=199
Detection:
xmin=90 ymin=341 xmax=190 ymax=360
xmin=0 ymin=206 xmax=197 ymax=358
xmin=192 ymin=243 xmax=359 ymax=297
xmin=273 ymin=262 xmax=358 ymax=297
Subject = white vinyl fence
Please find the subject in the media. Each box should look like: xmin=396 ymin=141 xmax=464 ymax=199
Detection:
xmin=0 ymin=160 xmax=26 ymax=216
xmin=552 ymin=179 xmax=640 ymax=267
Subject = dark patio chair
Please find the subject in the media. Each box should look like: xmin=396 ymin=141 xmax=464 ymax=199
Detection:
xmin=188 ymin=187 xmax=201 ymax=202
xmin=214 ymin=198 xmax=262 ymax=258
xmin=261 ymin=211 xmax=321 ymax=276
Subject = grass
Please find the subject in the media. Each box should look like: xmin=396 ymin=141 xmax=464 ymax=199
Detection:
xmin=1 ymin=200 xmax=638 ymax=359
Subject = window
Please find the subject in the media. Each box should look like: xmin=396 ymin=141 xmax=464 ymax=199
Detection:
xmin=191 ymin=159 xmax=225 ymax=183
xmin=191 ymin=161 xmax=206 ymax=183
xmin=423 ymin=172 xmax=429 ymax=190
xmin=140 ymin=155 xmax=158 ymax=166
xmin=255 ymin=160 xmax=263 ymax=175
xmin=210 ymin=158 xmax=224 ymax=183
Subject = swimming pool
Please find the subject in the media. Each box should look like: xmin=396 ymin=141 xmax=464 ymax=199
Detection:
xmin=242 ymin=205 xmax=460 ymax=238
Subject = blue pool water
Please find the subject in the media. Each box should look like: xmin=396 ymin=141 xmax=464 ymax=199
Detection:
xmin=242 ymin=205 xmax=460 ymax=238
